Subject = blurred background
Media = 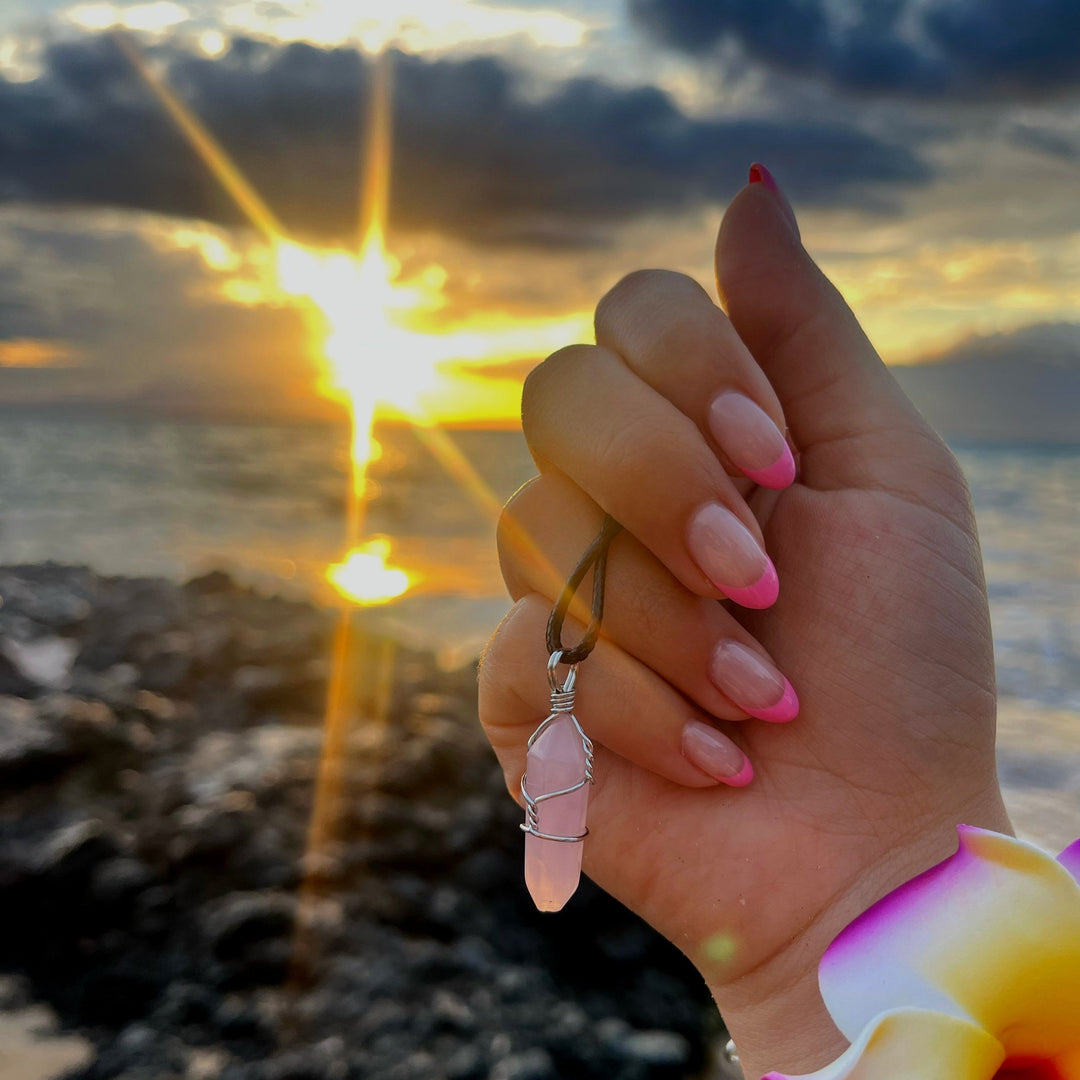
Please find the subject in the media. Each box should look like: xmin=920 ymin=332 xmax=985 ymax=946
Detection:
xmin=0 ymin=2 xmax=1077 ymax=1079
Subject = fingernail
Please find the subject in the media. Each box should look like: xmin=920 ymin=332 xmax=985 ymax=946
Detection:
xmin=687 ymin=503 xmax=778 ymax=609
xmin=682 ymin=720 xmax=754 ymax=786
xmin=748 ymin=162 xmax=799 ymax=236
xmin=709 ymin=641 xmax=800 ymax=722
xmin=708 ymin=391 xmax=796 ymax=490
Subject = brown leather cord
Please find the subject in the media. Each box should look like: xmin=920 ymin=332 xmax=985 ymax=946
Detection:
xmin=545 ymin=515 xmax=622 ymax=665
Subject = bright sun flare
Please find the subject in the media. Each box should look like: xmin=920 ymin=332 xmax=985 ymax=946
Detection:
xmin=118 ymin=33 xmax=573 ymax=607
xmin=274 ymin=225 xmax=438 ymax=605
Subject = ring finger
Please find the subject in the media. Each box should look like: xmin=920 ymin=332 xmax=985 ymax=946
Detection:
xmin=499 ymin=472 xmax=799 ymax=726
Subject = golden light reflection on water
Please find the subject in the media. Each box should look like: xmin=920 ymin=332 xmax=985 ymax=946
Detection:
xmin=327 ymin=539 xmax=410 ymax=605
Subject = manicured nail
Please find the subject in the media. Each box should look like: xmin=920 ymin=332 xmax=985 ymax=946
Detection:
xmin=686 ymin=503 xmax=778 ymax=609
xmin=682 ymin=720 xmax=754 ymax=786
xmin=708 ymin=391 xmax=796 ymax=490
xmin=748 ymin=162 xmax=799 ymax=236
xmin=709 ymin=640 xmax=799 ymax=722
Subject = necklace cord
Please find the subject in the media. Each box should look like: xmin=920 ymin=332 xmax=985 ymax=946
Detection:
xmin=545 ymin=515 xmax=622 ymax=665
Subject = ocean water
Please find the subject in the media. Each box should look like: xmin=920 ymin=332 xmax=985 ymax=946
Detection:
xmin=0 ymin=415 xmax=1077 ymax=848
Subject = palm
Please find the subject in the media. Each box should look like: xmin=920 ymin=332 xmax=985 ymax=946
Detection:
xmin=583 ymin=435 xmax=998 ymax=995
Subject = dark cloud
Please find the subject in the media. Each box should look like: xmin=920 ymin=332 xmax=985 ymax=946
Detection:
xmin=893 ymin=322 xmax=1080 ymax=443
xmin=630 ymin=0 xmax=1080 ymax=98
xmin=0 ymin=32 xmax=931 ymax=248
xmin=1010 ymin=123 xmax=1080 ymax=161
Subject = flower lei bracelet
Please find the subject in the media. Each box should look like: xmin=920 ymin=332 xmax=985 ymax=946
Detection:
xmin=763 ymin=827 xmax=1080 ymax=1080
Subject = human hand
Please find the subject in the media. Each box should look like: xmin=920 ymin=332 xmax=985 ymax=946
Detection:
xmin=478 ymin=166 xmax=1012 ymax=1078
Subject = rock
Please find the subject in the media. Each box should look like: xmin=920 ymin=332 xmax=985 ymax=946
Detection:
xmin=0 ymin=652 xmax=38 ymax=696
xmin=154 ymin=982 xmax=220 ymax=1029
xmin=0 ymin=695 xmax=66 ymax=777
xmin=490 ymin=1049 xmax=555 ymax=1080
xmin=444 ymin=1044 xmax=484 ymax=1080
xmin=92 ymin=857 xmax=156 ymax=904
xmin=431 ymin=990 xmax=475 ymax=1034
xmin=0 ymin=973 xmax=33 ymax=1010
xmin=36 ymin=818 xmax=118 ymax=878
xmin=204 ymin=892 xmax=296 ymax=956
xmin=186 ymin=1047 xmax=231 ymax=1080
xmin=0 ymin=1001 xmax=93 ymax=1079
xmin=620 ymin=1030 xmax=692 ymax=1068
xmin=0 ymin=635 xmax=78 ymax=690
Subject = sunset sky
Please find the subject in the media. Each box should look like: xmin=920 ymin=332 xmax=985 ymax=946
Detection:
xmin=0 ymin=0 xmax=1078 ymax=425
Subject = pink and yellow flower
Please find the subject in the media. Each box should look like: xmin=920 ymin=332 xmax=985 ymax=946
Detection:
xmin=765 ymin=827 xmax=1080 ymax=1080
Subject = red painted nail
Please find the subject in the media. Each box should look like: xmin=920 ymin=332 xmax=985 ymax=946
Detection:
xmin=748 ymin=162 xmax=799 ymax=236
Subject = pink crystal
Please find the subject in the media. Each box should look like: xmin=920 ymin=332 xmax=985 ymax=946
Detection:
xmin=524 ymin=714 xmax=590 ymax=912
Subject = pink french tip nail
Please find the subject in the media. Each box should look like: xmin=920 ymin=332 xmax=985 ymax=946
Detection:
xmin=741 ymin=445 xmax=797 ymax=490
xmin=744 ymin=677 xmax=800 ymax=723
xmin=681 ymin=720 xmax=753 ymax=787
xmin=723 ymin=757 xmax=755 ymax=788
xmin=721 ymin=557 xmax=779 ymax=609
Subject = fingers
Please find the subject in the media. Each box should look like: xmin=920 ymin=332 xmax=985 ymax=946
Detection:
xmin=479 ymin=594 xmax=754 ymax=792
xmin=595 ymin=269 xmax=796 ymax=491
xmin=715 ymin=167 xmax=953 ymax=502
xmin=498 ymin=473 xmax=799 ymax=725
xmin=522 ymin=345 xmax=779 ymax=608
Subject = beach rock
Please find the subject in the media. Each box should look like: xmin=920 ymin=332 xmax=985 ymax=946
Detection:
xmin=0 ymin=565 xmax=711 ymax=1080
xmin=204 ymin=892 xmax=297 ymax=959
xmin=621 ymin=1031 xmax=693 ymax=1069
xmin=490 ymin=1049 xmax=556 ymax=1080
xmin=0 ymin=635 xmax=78 ymax=690
xmin=0 ymin=653 xmax=39 ymax=697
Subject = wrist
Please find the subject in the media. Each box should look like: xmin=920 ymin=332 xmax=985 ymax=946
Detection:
xmin=707 ymin=792 xmax=1013 ymax=1078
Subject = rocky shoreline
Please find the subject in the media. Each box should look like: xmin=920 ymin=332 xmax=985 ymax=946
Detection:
xmin=0 ymin=565 xmax=726 ymax=1080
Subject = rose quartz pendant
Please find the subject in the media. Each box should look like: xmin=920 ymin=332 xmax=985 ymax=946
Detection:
xmin=520 ymin=656 xmax=593 ymax=912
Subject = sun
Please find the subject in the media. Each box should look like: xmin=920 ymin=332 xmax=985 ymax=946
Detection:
xmin=273 ymin=226 xmax=447 ymax=604
xmin=274 ymin=234 xmax=444 ymax=460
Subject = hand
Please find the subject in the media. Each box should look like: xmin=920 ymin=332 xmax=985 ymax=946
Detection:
xmin=478 ymin=169 xmax=1012 ymax=1078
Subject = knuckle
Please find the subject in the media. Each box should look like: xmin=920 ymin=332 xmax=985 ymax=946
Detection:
xmin=520 ymin=344 xmax=597 ymax=442
xmin=595 ymin=269 xmax=708 ymax=341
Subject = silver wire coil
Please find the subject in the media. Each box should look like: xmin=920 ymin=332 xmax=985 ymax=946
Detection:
xmin=520 ymin=653 xmax=594 ymax=843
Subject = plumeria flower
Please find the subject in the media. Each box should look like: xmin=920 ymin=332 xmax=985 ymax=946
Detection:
xmin=765 ymin=826 xmax=1080 ymax=1080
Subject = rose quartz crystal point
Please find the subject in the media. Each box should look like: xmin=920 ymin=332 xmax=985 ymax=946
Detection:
xmin=524 ymin=714 xmax=590 ymax=912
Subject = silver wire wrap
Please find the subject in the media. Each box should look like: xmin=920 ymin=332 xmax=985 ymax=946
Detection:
xmin=519 ymin=651 xmax=594 ymax=843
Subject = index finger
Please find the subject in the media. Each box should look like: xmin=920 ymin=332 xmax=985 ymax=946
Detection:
xmin=595 ymin=269 xmax=796 ymax=491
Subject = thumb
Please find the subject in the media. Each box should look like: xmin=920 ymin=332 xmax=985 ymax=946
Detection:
xmin=716 ymin=164 xmax=941 ymax=494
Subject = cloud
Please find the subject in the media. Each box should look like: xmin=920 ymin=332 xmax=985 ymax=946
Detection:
xmin=0 ymin=31 xmax=931 ymax=249
xmin=0 ymin=339 xmax=81 ymax=367
xmin=629 ymin=0 xmax=1080 ymax=99
xmin=1010 ymin=122 xmax=1080 ymax=161
xmin=0 ymin=207 xmax=321 ymax=417
xmin=893 ymin=322 xmax=1080 ymax=443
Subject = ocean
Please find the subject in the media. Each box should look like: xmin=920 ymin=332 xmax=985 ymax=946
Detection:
xmin=1 ymin=414 xmax=1077 ymax=849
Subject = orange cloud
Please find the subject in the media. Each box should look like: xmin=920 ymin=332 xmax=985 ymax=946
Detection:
xmin=0 ymin=339 xmax=81 ymax=368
